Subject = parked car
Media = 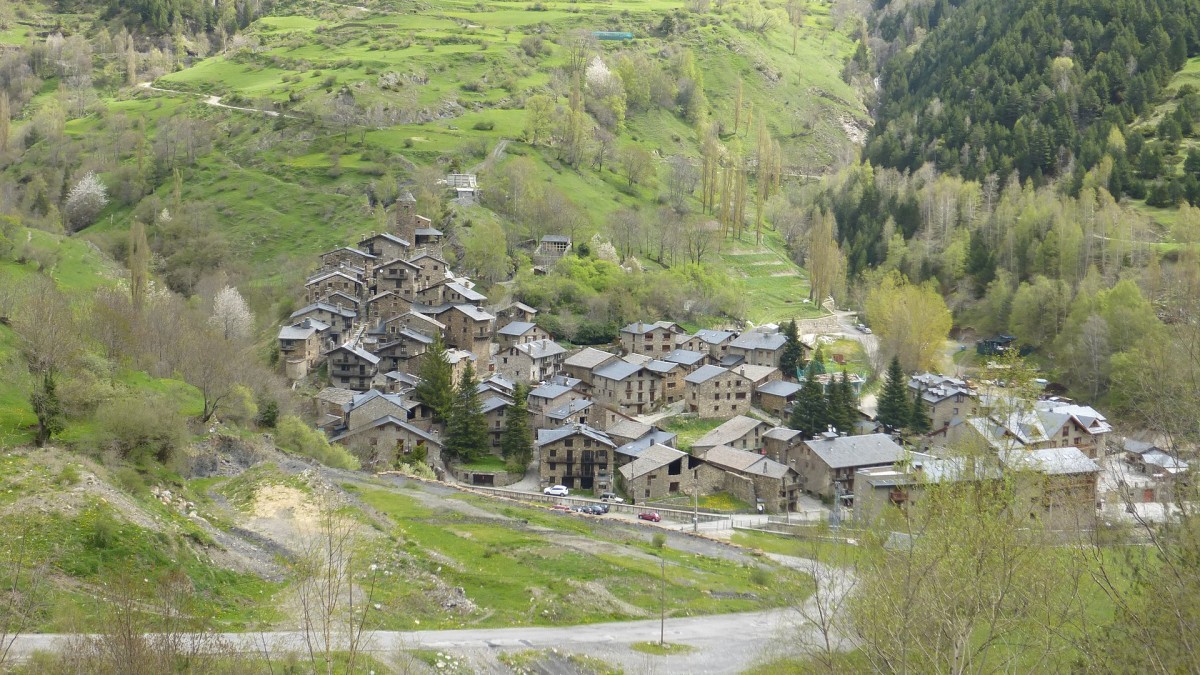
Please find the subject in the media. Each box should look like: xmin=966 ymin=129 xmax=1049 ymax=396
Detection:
xmin=862 ymin=326 xmax=872 ymax=334
xmin=638 ymin=512 xmax=662 ymax=522
xmin=543 ymin=485 xmax=569 ymax=497
xmin=572 ymin=505 xmax=591 ymax=513
xmin=599 ymin=492 xmax=625 ymax=503
xmin=591 ymin=503 xmax=610 ymax=514
xmin=551 ymin=504 xmax=572 ymax=512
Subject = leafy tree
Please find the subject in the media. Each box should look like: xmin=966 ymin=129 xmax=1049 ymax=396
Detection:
xmin=30 ymin=372 xmax=64 ymax=448
xmin=865 ymin=271 xmax=952 ymax=372
xmin=876 ymin=356 xmax=910 ymax=432
xmin=500 ymin=383 xmax=532 ymax=470
xmin=209 ymin=285 xmax=254 ymax=341
xmin=445 ymin=362 xmax=487 ymax=463
xmin=779 ymin=318 xmax=804 ymax=378
xmin=64 ymin=171 xmax=108 ymax=231
xmin=790 ymin=360 xmax=829 ymax=437
xmin=415 ymin=337 xmax=454 ymax=423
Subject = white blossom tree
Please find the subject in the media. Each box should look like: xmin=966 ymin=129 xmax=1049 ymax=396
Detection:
xmin=64 ymin=171 xmax=108 ymax=231
xmin=209 ymin=285 xmax=254 ymax=341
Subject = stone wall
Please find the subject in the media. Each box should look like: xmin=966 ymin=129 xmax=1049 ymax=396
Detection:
xmin=795 ymin=314 xmax=841 ymax=335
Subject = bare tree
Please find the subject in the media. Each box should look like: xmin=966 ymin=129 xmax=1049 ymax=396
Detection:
xmin=0 ymin=526 xmax=47 ymax=670
xmin=682 ymin=219 xmax=719 ymax=265
xmin=666 ymin=155 xmax=700 ymax=211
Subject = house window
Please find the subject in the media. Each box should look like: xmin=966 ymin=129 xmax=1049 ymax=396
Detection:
xmin=644 ymin=489 xmax=650 ymax=498
xmin=565 ymin=439 xmax=574 ymax=447
xmin=669 ymin=482 xmax=680 ymax=493
xmin=549 ymin=449 xmax=557 ymax=457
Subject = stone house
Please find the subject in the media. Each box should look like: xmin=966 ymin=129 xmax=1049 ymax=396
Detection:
xmin=393 ymin=191 xmax=419 ymax=244
xmin=562 ymin=347 xmax=621 ymax=393
xmin=278 ymin=318 xmax=331 ymax=380
xmin=342 ymin=390 xmax=408 ymax=431
xmin=495 ymin=339 xmax=567 ymax=384
xmin=536 ymin=424 xmax=617 ymax=491
xmin=663 ymin=348 xmax=709 ymax=372
xmin=290 ymin=303 xmax=357 ymax=345
xmin=369 ymin=328 xmax=432 ymax=374
xmin=908 ymin=373 xmax=978 ymax=431
xmin=482 ymin=396 xmax=512 ymax=449
xmin=314 ymin=387 xmax=356 ymax=430
xmin=618 ymin=445 xmax=725 ymax=503
xmin=762 ymin=427 xmax=804 ymax=465
xmin=331 ymin=415 xmax=443 ymax=471
xmin=372 ymin=258 xmax=421 ymax=299
xmin=796 ymin=432 xmax=907 ymax=499
xmin=317 ymin=290 xmax=360 ymax=313
xmin=1001 ymin=447 xmax=1101 ymax=530
xmin=444 ymin=348 xmax=477 ymax=382
xmin=683 ymin=365 xmax=752 ymax=418
xmin=495 ymin=321 xmax=551 ymax=351
xmin=408 ymin=252 xmax=451 ymax=292
xmin=429 ymin=304 xmax=495 ymax=362
xmin=620 ymin=321 xmax=685 ymax=357
xmin=731 ymin=364 xmax=781 ymax=390
xmin=678 ymin=329 xmax=736 ymax=360
xmin=728 ymin=329 xmax=787 ymax=368
xmin=534 ymin=234 xmax=572 ymax=264
xmin=305 ymin=270 xmax=364 ymax=304
xmin=378 ymin=311 xmax=444 ymax=340
xmin=358 ymin=231 xmax=411 ymax=263
xmin=545 ymin=399 xmax=594 ymax=428
xmin=414 ymin=279 xmax=487 ymax=306
xmin=695 ymin=445 xmax=800 ymax=513
xmin=528 ymin=378 xmax=586 ymax=428
xmin=497 ymin=301 xmax=538 ymax=325
xmin=757 ymin=380 xmax=802 ymax=416
xmin=592 ymin=361 xmax=662 ymax=415
xmin=366 ymin=290 xmax=412 ymax=322
xmin=383 ymin=370 xmax=421 ymax=396
xmin=692 ymin=415 xmax=769 ymax=453
xmin=1032 ymin=400 xmax=1113 ymax=458
xmin=645 ymin=359 xmax=684 ymax=404
xmin=325 ymin=343 xmax=380 ymax=391
xmin=413 ymin=217 xmax=444 ymax=249
xmin=320 ymin=247 xmax=377 ymax=272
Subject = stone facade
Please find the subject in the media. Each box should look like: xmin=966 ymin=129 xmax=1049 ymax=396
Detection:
xmin=537 ymin=426 xmax=616 ymax=491
xmin=684 ymin=366 xmax=752 ymax=418
xmin=621 ymin=321 xmax=683 ymax=357
xmin=592 ymin=363 xmax=662 ymax=415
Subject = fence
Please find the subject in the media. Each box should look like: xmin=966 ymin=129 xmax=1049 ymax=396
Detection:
xmin=464 ymin=485 xmax=730 ymax=524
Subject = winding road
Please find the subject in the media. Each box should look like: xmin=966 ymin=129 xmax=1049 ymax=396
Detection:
xmin=136 ymin=81 xmax=299 ymax=119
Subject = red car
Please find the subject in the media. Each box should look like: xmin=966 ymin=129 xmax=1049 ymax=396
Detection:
xmin=551 ymin=504 xmax=572 ymax=512
xmin=638 ymin=512 xmax=662 ymax=522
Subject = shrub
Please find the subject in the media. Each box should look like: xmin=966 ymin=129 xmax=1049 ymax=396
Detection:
xmin=274 ymin=416 xmax=359 ymax=470
xmin=750 ymin=566 xmax=771 ymax=586
xmin=88 ymin=512 xmax=121 ymax=550
xmin=57 ymin=463 xmax=81 ymax=486
xmin=95 ymin=394 xmax=189 ymax=465
xmin=256 ymin=399 xmax=279 ymax=428
xmin=472 ymin=120 xmax=495 ymax=131
xmin=651 ymin=533 xmax=666 ymax=550
xmin=112 ymin=466 xmax=147 ymax=497
xmin=223 ymin=385 xmax=258 ymax=426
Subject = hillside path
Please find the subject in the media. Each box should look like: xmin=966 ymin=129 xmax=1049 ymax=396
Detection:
xmin=136 ymin=81 xmax=299 ymax=119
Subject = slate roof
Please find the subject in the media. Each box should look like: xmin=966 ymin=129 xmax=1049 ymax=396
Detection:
xmin=803 ymin=433 xmax=906 ymax=470
xmin=529 ymin=382 xmax=574 ymax=400
xmin=730 ymin=331 xmax=787 ymax=351
xmin=481 ymin=396 xmax=511 ymax=415
xmin=605 ymin=419 xmax=654 ymax=442
xmin=306 ymin=270 xmax=363 ymax=286
xmin=535 ymin=424 xmax=616 ymax=448
xmin=514 ymin=339 xmax=566 ymax=360
xmin=763 ymin=427 xmax=803 ymax=442
xmin=316 ymin=387 xmax=357 ymax=407
xmin=732 ymin=364 xmax=779 ymax=382
xmin=450 ymin=304 xmax=495 ymax=322
xmin=614 ymin=430 xmax=678 ymax=458
xmin=506 ymin=301 xmax=538 ymax=314
xmin=541 ymin=234 xmax=572 ymax=244
xmin=664 ymin=349 xmax=707 ymax=367
xmin=292 ymin=302 xmax=357 ymax=319
xmin=547 ymin=399 xmax=593 ymax=420
xmin=699 ymin=445 xmax=791 ymax=479
xmin=359 ymin=232 xmax=411 ymax=248
xmin=693 ymin=415 xmax=767 ymax=449
xmin=1033 ymin=400 xmax=1113 ymax=436
xmin=594 ymin=360 xmax=646 ymax=382
xmin=384 ymin=371 xmax=421 ymax=388
xmin=684 ymin=365 xmax=731 ymax=385
xmin=331 ymin=415 xmax=441 ymax=446
xmin=1001 ymin=447 xmax=1101 ymax=475
xmin=618 ymin=444 xmax=688 ymax=481
xmin=497 ymin=321 xmax=538 ymax=337
xmin=346 ymin=389 xmax=406 ymax=412
xmin=644 ymin=359 xmax=680 ymax=374
xmin=325 ymin=343 xmax=380 ymax=364
xmin=446 ymin=282 xmax=486 ymax=302
xmin=278 ymin=320 xmax=327 ymax=340
xmin=689 ymin=329 xmax=736 ymax=345
xmin=564 ymin=347 xmax=619 ymax=369
xmin=415 ymin=227 xmax=444 ymax=237
xmin=758 ymin=380 xmax=803 ymax=397
xmin=621 ymin=320 xmax=681 ymax=335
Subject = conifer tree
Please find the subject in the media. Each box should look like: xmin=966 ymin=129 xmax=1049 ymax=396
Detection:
xmin=415 ymin=337 xmax=454 ymax=423
xmin=501 ymin=383 xmax=533 ymax=469
xmin=827 ymin=370 xmax=857 ymax=435
xmin=877 ymin=356 xmax=911 ymax=432
xmin=791 ymin=359 xmax=829 ymax=437
xmin=445 ymin=362 xmax=487 ymax=463
xmin=780 ymin=318 xmax=804 ymax=379
xmin=910 ymin=387 xmax=932 ymax=434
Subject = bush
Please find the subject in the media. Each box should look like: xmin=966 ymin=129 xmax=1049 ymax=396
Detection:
xmin=89 ymin=512 xmax=121 ymax=550
xmin=223 ymin=385 xmax=258 ymax=427
xmin=472 ymin=120 xmax=495 ymax=131
xmin=651 ymin=533 xmax=666 ymax=550
xmin=112 ymin=466 xmax=147 ymax=497
xmin=57 ymin=463 xmax=81 ymax=485
xmin=256 ymin=399 xmax=279 ymax=428
xmin=274 ymin=416 xmax=359 ymax=470
xmin=95 ymin=395 xmax=189 ymax=466
xmin=750 ymin=565 xmax=771 ymax=586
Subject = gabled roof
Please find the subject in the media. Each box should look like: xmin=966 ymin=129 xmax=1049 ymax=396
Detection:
xmin=758 ymin=380 xmax=803 ymax=397
xmin=541 ymin=234 xmax=571 ymax=244
xmin=415 ymin=226 xmax=443 ymax=237
xmin=606 ymin=418 xmax=653 ymax=442
xmin=291 ymin=302 xmax=357 ymax=319
xmin=803 ymin=433 xmax=906 ymax=470
xmin=331 ymin=415 xmax=441 ymax=446
xmin=729 ymin=331 xmax=787 ymax=351
xmin=1033 ymin=400 xmax=1113 ymax=436
xmin=594 ymin=360 xmax=647 ymax=382
xmin=481 ymin=374 xmax=516 ymax=394
xmin=367 ymin=290 xmax=409 ymax=304
xmin=1122 ymin=438 xmax=1161 ymax=455
xmin=449 ymin=303 xmax=495 ymax=322
xmin=684 ymin=365 xmax=733 ymax=385
xmin=446 ymin=282 xmax=486 ymax=302
xmin=322 ymin=246 xmax=377 ymax=260
xmin=693 ymin=415 xmax=768 ymax=450
xmin=688 ymin=329 xmax=736 ymax=345
xmin=564 ymin=347 xmax=619 ymax=370
xmin=407 ymin=252 xmax=448 ymax=265
xmin=529 ymin=382 xmax=574 ymax=400
xmin=618 ymin=444 xmax=688 ymax=481
xmin=358 ymin=232 xmax=411 ymax=248
xmin=506 ymin=301 xmax=538 ymax=315
xmin=444 ymin=348 xmax=476 ymax=365
xmin=1141 ymin=450 xmax=1189 ymax=474
xmin=324 ymin=343 xmax=381 ymax=364
xmin=764 ymin=427 xmax=803 ymax=442
xmin=321 ymin=290 xmax=361 ymax=304
xmin=316 ymin=387 xmax=357 ymax=406
xmin=514 ymin=339 xmax=566 ymax=360
xmin=547 ymin=399 xmax=593 ymax=420
xmin=384 ymin=371 xmax=421 ymax=388
xmin=376 ymin=256 xmax=421 ymax=271
xmin=346 ymin=389 xmax=406 ymax=412
xmin=644 ymin=359 xmax=680 ymax=374
xmin=278 ymin=321 xmax=326 ymax=340
xmin=481 ymin=396 xmax=511 ymax=415
xmin=732 ymin=364 xmax=779 ymax=382
xmin=621 ymin=320 xmax=682 ymax=335
xmin=614 ymin=429 xmax=678 ymax=458
xmin=378 ymin=327 xmax=434 ymax=348
xmin=306 ymin=270 xmax=364 ymax=286
xmin=535 ymin=424 xmax=616 ymax=448
xmin=498 ymin=321 xmax=539 ymax=337
xmin=664 ymin=349 xmax=707 ymax=367
xmin=699 ymin=445 xmax=791 ymax=479
xmin=1000 ymin=447 xmax=1100 ymax=475
xmin=623 ymin=353 xmax=653 ymax=366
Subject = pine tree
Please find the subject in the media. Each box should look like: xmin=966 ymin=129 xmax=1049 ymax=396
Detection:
xmin=31 ymin=372 xmax=65 ymax=448
xmin=445 ymin=362 xmax=487 ymax=463
xmin=808 ymin=345 xmax=826 ymax=375
xmin=780 ymin=319 xmax=804 ymax=379
xmin=910 ymin=387 xmax=932 ymax=434
xmin=500 ymin=383 xmax=533 ymax=469
xmin=415 ymin=337 xmax=454 ymax=423
xmin=790 ymin=372 xmax=828 ymax=438
xmin=877 ymin=356 xmax=911 ymax=432
xmin=827 ymin=370 xmax=857 ymax=435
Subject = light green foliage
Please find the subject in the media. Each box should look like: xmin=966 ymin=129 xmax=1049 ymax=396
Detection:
xmin=94 ymin=393 xmax=189 ymax=465
xmin=274 ymin=415 xmax=359 ymax=470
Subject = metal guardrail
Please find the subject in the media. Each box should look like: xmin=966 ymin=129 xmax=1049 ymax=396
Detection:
xmin=465 ymin=486 xmax=730 ymax=524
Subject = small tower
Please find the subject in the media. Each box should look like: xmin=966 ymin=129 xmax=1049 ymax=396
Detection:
xmin=395 ymin=190 xmax=417 ymax=244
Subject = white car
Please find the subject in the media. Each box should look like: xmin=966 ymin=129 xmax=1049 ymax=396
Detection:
xmin=543 ymin=485 xmax=569 ymax=497
xmin=600 ymin=492 xmax=625 ymax=503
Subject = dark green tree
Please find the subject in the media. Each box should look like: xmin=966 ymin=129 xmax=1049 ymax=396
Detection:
xmin=909 ymin=387 xmax=932 ymax=434
xmin=30 ymin=372 xmax=65 ymax=448
xmin=808 ymin=345 xmax=826 ymax=375
xmin=877 ymin=356 xmax=911 ymax=432
xmin=500 ymin=383 xmax=533 ymax=469
xmin=827 ymin=370 xmax=858 ymax=435
xmin=790 ymin=359 xmax=829 ymax=437
xmin=415 ymin=337 xmax=454 ymax=423
xmin=780 ymin=319 xmax=804 ymax=379
xmin=445 ymin=362 xmax=487 ymax=463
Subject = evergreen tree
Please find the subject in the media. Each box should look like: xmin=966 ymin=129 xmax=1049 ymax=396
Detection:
xmin=30 ymin=372 xmax=64 ymax=448
xmin=910 ymin=387 xmax=932 ymax=434
xmin=780 ymin=318 xmax=804 ymax=379
xmin=791 ymin=359 xmax=829 ymax=437
xmin=877 ymin=356 xmax=911 ymax=432
xmin=827 ymin=370 xmax=857 ymax=435
xmin=808 ymin=345 xmax=826 ymax=375
xmin=445 ymin=362 xmax=487 ymax=463
xmin=500 ymin=383 xmax=533 ymax=469
xmin=415 ymin=337 xmax=454 ymax=423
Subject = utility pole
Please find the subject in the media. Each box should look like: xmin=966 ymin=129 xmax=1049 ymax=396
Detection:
xmin=692 ymin=476 xmax=699 ymax=533
xmin=659 ymin=554 xmax=666 ymax=646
